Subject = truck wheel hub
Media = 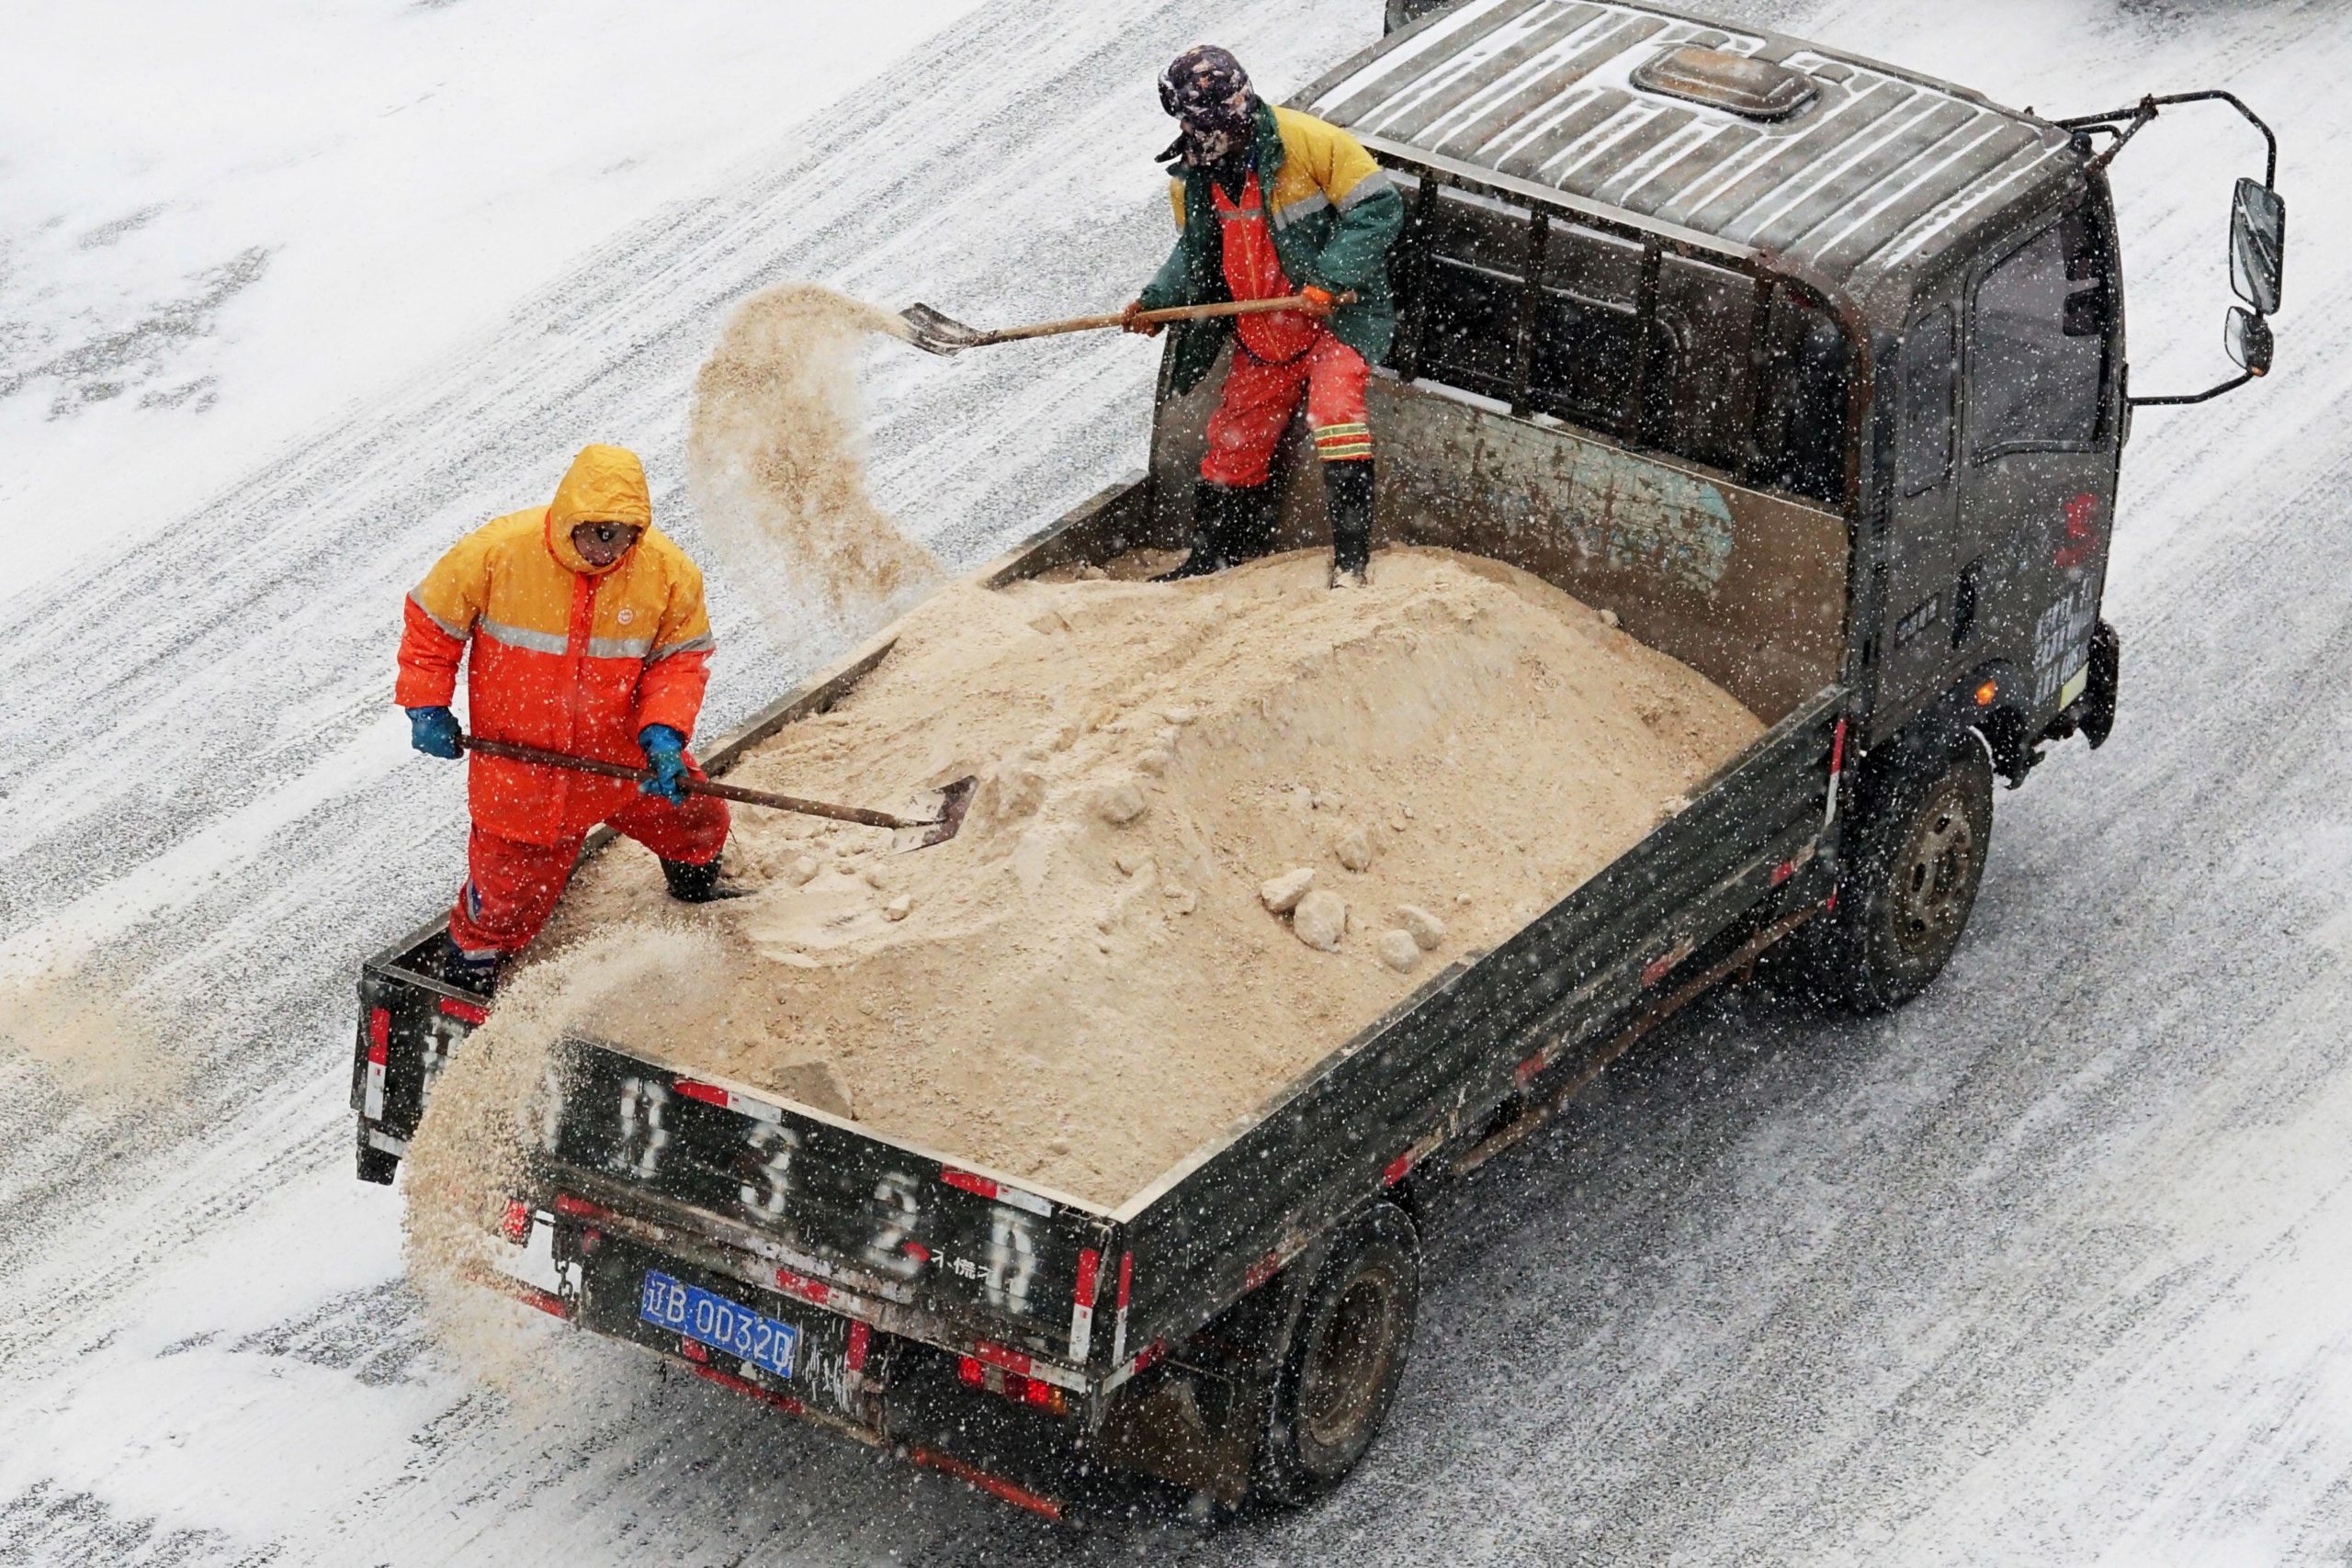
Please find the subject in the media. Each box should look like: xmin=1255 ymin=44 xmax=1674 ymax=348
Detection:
xmin=1300 ymin=1275 xmax=1397 ymax=1449
xmin=1890 ymin=783 xmax=1976 ymax=958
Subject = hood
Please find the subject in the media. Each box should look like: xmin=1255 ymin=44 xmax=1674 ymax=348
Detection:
xmin=546 ymin=443 xmax=653 ymax=574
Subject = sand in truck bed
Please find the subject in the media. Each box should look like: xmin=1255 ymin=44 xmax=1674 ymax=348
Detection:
xmin=538 ymin=547 xmax=1761 ymax=1209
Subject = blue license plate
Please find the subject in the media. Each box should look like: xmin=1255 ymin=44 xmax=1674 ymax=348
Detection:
xmin=639 ymin=1270 xmax=800 ymax=1380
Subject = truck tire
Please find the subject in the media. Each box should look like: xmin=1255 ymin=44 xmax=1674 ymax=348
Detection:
xmin=1255 ymin=1201 xmax=1419 ymax=1505
xmin=1781 ymin=730 xmax=1995 ymax=1014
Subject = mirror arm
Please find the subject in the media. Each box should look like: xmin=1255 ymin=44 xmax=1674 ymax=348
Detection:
xmin=2129 ymin=372 xmax=2256 ymax=409
xmin=2058 ymin=90 xmax=2278 ymax=187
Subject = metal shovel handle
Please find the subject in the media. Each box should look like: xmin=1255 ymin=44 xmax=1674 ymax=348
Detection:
xmin=899 ymin=290 xmax=1356 ymax=354
xmin=460 ymin=735 xmax=931 ymax=830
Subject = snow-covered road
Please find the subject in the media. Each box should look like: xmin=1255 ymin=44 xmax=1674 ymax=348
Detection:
xmin=3 ymin=0 xmax=2348 ymax=1562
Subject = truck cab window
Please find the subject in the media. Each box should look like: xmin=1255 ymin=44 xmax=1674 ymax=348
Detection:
xmin=1418 ymin=187 xmax=1527 ymax=401
xmin=1969 ymin=219 xmax=2103 ymax=455
xmin=1754 ymin=289 xmax=1849 ymax=506
xmin=1527 ymin=222 xmax=1643 ymax=437
xmin=1898 ymin=307 xmax=1956 ymax=495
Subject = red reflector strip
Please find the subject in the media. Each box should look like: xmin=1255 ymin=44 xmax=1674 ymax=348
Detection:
xmin=438 ymin=998 xmax=488 ymax=1026
xmin=680 ymin=1337 xmax=709 ymax=1363
xmin=511 ymin=1283 xmax=568 ymax=1319
xmin=773 ymin=1267 xmax=831 ymax=1307
xmin=1133 ymin=1339 xmax=1165 ymax=1373
xmin=940 ymin=1168 xmax=994 ymax=1199
xmin=939 ymin=1168 xmax=1053 ymax=1216
xmin=363 ymin=1009 xmax=390 ymax=1119
xmin=552 ymin=1193 xmax=614 ymax=1222
xmin=1515 ymin=1049 xmax=1548 ymax=1088
xmin=845 ymin=1320 xmax=871 ymax=1372
xmin=689 ymin=1361 xmax=806 ymax=1418
xmin=1069 ymin=1247 xmax=1099 ymax=1361
xmin=499 ymin=1200 xmax=532 ymax=1245
xmin=970 ymin=1339 xmax=1032 ymax=1374
xmin=673 ymin=1079 xmax=728 ymax=1107
xmin=1244 ymin=1252 xmax=1283 ymax=1292
xmin=1116 ymin=1252 xmax=1133 ymax=1309
xmin=1771 ymin=858 xmax=1796 ymax=886
xmin=909 ymin=1446 xmax=1064 ymax=1523
xmin=1382 ymin=1151 xmax=1414 ymax=1186
xmin=901 ymin=1240 xmax=931 ymax=1264
xmin=1641 ymin=942 xmax=1692 ymax=987
xmin=1825 ymin=717 xmax=1849 ymax=829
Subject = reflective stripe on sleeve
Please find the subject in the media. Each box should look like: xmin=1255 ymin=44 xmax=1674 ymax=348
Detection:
xmin=408 ymin=591 xmax=471 ymax=641
xmin=1272 ymin=192 xmax=1329 ymax=230
xmin=586 ymin=636 xmax=654 ymax=659
xmin=1333 ymin=167 xmax=1394 ymax=213
xmin=649 ymin=632 xmax=716 ymax=661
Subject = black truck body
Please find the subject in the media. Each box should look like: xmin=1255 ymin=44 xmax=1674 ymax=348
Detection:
xmin=354 ymin=0 xmax=2282 ymax=1519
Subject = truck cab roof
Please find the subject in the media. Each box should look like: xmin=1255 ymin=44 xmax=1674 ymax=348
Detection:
xmin=1297 ymin=0 xmax=2086 ymax=328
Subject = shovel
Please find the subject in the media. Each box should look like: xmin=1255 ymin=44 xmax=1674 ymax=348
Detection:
xmin=896 ymin=290 xmax=1354 ymax=356
xmin=461 ymin=735 xmax=978 ymax=852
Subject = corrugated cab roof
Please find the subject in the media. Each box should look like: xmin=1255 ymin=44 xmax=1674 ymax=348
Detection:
xmin=1298 ymin=0 xmax=2082 ymax=302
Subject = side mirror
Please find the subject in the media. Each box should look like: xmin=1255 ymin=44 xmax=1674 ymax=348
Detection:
xmin=2230 ymin=177 xmax=2285 ymax=314
xmin=2224 ymin=306 xmax=2273 ymax=376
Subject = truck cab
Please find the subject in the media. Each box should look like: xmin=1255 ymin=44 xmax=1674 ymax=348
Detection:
xmin=1311 ymin=2 xmax=2274 ymax=789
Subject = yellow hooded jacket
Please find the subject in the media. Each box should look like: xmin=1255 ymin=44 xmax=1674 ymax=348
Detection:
xmin=396 ymin=444 xmax=716 ymax=845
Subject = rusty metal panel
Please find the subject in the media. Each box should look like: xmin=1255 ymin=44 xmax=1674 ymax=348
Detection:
xmin=1149 ymin=350 xmax=1846 ymax=725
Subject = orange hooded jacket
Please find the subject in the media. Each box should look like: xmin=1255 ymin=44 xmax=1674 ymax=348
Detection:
xmin=396 ymin=445 xmax=716 ymax=846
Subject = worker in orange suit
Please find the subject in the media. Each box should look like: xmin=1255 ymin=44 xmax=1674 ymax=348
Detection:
xmin=396 ymin=443 xmax=732 ymax=993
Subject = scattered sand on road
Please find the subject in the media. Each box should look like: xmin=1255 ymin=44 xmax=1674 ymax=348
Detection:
xmin=542 ymin=547 xmax=1761 ymax=1207
xmin=685 ymin=281 xmax=940 ymax=638
xmin=0 ymin=956 xmax=184 ymax=1111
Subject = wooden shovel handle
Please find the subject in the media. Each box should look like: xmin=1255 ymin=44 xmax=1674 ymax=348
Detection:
xmin=460 ymin=735 xmax=925 ymax=830
xmin=975 ymin=291 xmax=1357 ymax=346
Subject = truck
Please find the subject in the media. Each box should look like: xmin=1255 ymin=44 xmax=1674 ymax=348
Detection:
xmin=351 ymin=0 xmax=2286 ymax=1521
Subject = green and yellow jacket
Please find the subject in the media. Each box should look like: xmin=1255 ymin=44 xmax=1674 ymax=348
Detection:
xmin=1138 ymin=104 xmax=1407 ymax=393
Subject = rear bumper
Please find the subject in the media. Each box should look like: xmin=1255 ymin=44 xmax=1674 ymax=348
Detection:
xmin=481 ymin=1211 xmax=1097 ymax=1520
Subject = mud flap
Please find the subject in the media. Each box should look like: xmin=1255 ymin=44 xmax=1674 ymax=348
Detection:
xmin=2080 ymin=619 xmax=2120 ymax=748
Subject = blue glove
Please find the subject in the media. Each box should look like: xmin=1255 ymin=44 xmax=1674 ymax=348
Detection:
xmin=407 ymin=706 xmax=463 ymax=760
xmin=639 ymin=724 xmax=690 ymax=805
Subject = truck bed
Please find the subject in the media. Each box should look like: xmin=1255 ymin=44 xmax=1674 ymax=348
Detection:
xmin=356 ymin=475 xmax=1842 ymax=1429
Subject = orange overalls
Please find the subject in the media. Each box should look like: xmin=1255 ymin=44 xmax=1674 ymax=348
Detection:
xmin=397 ymin=445 xmax=729 ymax=957
xmin=1200 ymin=171 xmax=1374 ymax=489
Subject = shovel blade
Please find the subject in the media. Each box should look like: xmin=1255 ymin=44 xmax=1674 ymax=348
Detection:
xmin=896 ymin=302 xmax=984 ymax=356
xmin=890 ymin=775 xmax=979 ymax=852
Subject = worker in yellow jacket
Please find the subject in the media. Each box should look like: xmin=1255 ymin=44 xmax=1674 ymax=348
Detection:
xmin=397 ymin=444 xmax=730 ymax=991
xmin=1126 ymin=46 xmax=1405 ymax=586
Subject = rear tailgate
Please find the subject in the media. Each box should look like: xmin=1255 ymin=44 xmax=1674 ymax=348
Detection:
xmin=533 ymin=1037 xmax=1120 ymax=1382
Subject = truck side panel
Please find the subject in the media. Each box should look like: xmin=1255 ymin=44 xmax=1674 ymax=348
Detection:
xmin=1114 ymin=690 xmax=1842 ymax=1361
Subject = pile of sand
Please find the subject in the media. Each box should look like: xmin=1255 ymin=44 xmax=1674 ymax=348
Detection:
xmin=538 ymin=547 xmax=1760 ymax=1208
xmin=685 ymin=282 xmax=941 ymax=640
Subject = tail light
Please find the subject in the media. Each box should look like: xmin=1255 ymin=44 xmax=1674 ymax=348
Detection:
xmin=499 ymin=1200 xmax=533 ymax=1246
xmin=956 ymin=1355 xmax=1067 ymax=1416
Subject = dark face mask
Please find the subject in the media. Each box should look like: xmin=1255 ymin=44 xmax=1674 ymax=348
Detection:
xmin=1159 ymin=46 xmax=1257 ymax=167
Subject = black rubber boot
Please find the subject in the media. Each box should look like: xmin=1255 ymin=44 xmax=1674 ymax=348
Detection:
xmin=1325 ymin=459 xmax=1374 ymax=586
xmin=1152 ymin=483 xmax=1238 ymax=581
xmin=662 ymin=855 xmax=744 ymax=903
xmin=435 ymin=933 xmax=504 ymax=997
xmin=1223 ymin=480 xmax=1281 ymax=564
